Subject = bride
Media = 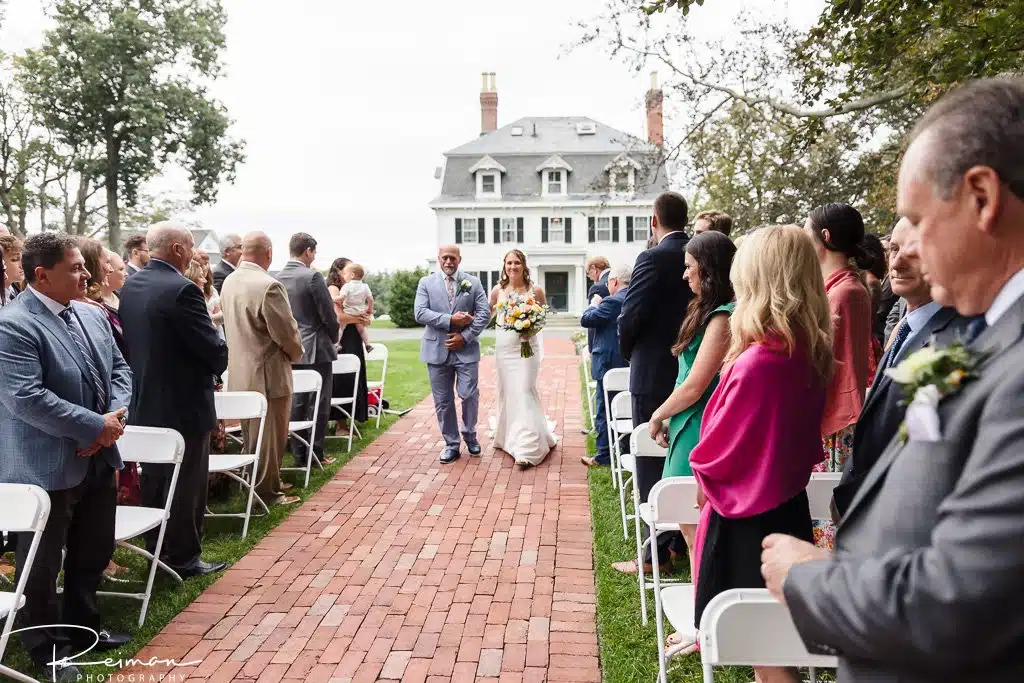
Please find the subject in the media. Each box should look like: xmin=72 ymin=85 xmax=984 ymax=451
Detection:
xmin=489 ymin=249 xmax=558 ymax=468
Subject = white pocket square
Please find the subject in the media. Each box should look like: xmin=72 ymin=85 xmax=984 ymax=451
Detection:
xmin=905 ymin=385 xmax=942 ymax=442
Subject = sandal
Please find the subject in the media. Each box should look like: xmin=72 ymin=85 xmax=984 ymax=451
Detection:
xmin=610 ymin=560 xmax=654 ymax=575
xmin=665 ymin=631 xmax=697 ymax=655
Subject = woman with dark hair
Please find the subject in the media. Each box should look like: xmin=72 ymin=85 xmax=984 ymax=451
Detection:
xmin=859 ymin=232 xmax=888 ymax=384
xmin=804 ymin=204 xmax=872 ymax=550
xmin=326 ymin=257 xmax=368 ymax=426
xmin=629 ymin=232 xmax=735 ymax=592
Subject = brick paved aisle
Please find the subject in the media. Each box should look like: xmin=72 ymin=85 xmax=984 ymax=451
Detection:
xmin=125 ymin=338 xmax=600 ymax=683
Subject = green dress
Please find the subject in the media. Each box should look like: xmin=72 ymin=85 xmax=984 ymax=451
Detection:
xmin=663 ymin=303 xmax=736 ymax=478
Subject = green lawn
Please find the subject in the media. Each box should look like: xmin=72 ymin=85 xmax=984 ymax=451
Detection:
xmin=1 ymin=339 xmax=491 ymax=679
xmin=580 ymin=365 xmax=754 ymax=683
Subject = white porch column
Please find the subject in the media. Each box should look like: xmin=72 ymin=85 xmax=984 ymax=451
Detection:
xmin=573 ymin=264 xmax=585 ymax=314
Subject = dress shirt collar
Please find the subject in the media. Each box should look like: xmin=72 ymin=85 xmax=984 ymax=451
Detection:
xmin=27 ymin=285 xmax=70 ymax=316
xmin=904 ymin=300 xmax=941 ymax=336
xmin=986 ymin=267 xmax=1024 ymax=326
xmin=221 ymin=259 xmax=236 ymax=271
xmin=599 ymin=268 xmax=611 ymax=280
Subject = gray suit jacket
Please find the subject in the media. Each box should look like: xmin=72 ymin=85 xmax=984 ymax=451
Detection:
xmin=0 ymin=289 xmax=132 ymax=490
xmin=784 ymin=292 xmax=1024 ymax=682
xmin=275 ymin=260 xmax=340 ymax=365
xmin=414 ymin=271 xmax=489 ymax=365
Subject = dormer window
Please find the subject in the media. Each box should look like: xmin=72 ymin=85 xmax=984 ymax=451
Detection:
xmin=537 ymin=154 xmax=572 ymax=197
xmin=470 ymin=155 xmax=506 ymax=199
xmin=605 ymin=153 xmax=641 ymax=197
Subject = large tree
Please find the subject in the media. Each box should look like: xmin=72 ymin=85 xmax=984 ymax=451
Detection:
xmin=18 ymin=0 xmax=244 ymax=248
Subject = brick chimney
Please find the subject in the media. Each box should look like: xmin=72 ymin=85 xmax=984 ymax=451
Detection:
xmin=645 ymin=71 xmax=664 ymax=147
xmin=480 ymin=72 xmax=498 ymax=135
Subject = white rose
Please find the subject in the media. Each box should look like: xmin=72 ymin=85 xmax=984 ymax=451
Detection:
xmin=514 ymin=320 xmax=525 ymax=330
xmin=885 ymin=346 xmax=943 ymax=384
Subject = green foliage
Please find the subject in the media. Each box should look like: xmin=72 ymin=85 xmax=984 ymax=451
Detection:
xmin=17 ymin=0 xmax=245 ymax=248
xmin=388 ymin=267 xmax=428 ymax=328
xmin=364 ymin=270 xmax=394 ymax=317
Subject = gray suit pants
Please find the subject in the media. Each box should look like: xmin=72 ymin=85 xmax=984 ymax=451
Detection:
xmin=428 ymin=360 xmax=479 ymax=449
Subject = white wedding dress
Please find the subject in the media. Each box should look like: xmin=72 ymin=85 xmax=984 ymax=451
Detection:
xmin=490 ymin=290 xmax=558 ymax=467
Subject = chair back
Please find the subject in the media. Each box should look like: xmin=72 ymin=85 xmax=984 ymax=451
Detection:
xmin=629 ymin=423 xmax=668 ymax=461
xmin=332 ymin=354 xmax=361 ymax=376
xmin=292 ymin=368 xmax=323 ymax=395
xmin=118 ymin=426 xmax=185 ymax=465
xmin=365 ymin=344 xmax=388 ymax=364
xmin=215 ymin=391 xmax=268 ymax=421
xmin=699 ymin=589 xmax=838 ymax=670
xmin=648 ymin=476 xmax=701 ymax=525
xmin=807 ymin=472 xmax=841 ymax=520
xmin=0 ymin=484 xmax=50 ymax=658
xmin=610 ymin=391 xmax=632 ymax=421
xmin=603 ymin=367 xmax=629 ymax=393
xmin=582 ymin=348 xmax=593 ymax=382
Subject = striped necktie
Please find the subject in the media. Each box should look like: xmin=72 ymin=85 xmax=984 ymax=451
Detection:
xmin=58 ymin=308 xmax=106 ymax=412
xmin=966 ymin=316 xmax=988 ymax=344
xmin=885 ymin=318 xmax=912 ymax=370
xmin=446 ymin=276 xmax=455 ymax=307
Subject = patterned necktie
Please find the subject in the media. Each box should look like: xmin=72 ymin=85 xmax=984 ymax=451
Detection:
xmin=446 ymin=276 xmax=455 ymax=307
xmin=966 ymin=315 xmax=988 ymax=344
xmin=58 ymin=308 xmax=106 ymax=412
xmin=885 ymin=318 xmax=912 ymax=370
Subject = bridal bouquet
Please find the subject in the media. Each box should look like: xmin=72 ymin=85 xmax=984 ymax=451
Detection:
xmin=496 ymin=293 xmax=549 ymax=358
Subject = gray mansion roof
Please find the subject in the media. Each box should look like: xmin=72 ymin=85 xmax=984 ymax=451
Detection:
xmin=433 ymin=117 xmax=669 ymax=205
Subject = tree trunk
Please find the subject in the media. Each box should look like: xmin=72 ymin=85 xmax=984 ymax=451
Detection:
xmin=105 ymin=131 xmax=120 ymax=249
xmin=38 ymin=154 xmax=50 ymax=232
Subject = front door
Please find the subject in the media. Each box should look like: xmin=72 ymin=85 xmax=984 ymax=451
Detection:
xmin=545 ymin=271 xmax=569 ymax=312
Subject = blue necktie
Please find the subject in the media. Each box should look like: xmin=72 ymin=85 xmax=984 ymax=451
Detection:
xmin=58 ymin=308 xmax=106 ymax=412
xmin=885 ymin=318 xmax=912 ymax=369
xmin=966 ymin=316 xmax=988 ymax=344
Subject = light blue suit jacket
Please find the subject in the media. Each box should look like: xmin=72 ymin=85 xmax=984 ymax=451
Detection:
xmin=414 ymin=271 xmax=489 ymax=365
xmin=0 ymin=289 xmax=133 ymax=490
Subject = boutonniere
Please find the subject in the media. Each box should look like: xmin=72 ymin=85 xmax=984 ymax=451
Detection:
xmin=459 ymin=279 xmax=471 ymax=293
xmin=886 ymin=343 xmax=984 ymax=444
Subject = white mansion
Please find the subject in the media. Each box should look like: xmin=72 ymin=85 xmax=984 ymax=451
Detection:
xmin=428 ymin=73 xmax=670 ymax=313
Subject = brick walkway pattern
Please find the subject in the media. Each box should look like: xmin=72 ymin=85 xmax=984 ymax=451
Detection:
xmin=124 ymin=338 xmax=600 ymax=683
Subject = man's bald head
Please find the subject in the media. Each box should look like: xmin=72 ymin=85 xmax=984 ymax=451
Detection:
xmin=242 ymin=231 xmax=273 ymax=270
xmin=147 ymin=221 xmax=194 ymax=272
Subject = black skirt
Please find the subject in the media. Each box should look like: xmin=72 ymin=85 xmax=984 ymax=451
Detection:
xmin=332 ymin=324 xmax=368 ymax=423
xmin=694 ymin=490 xmax=813 ymax=628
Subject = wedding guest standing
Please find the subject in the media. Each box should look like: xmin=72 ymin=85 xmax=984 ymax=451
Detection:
xmin=1 ymin=234 xmax=24 ymax=302
xmin=584 ymin=256 xmax=611 ymax=353
xmin=122 ymin=234 xmax=149 ymax=278
xmin=326 ymin=257 xmax=370 ymax=428
xmin=0 ymin=233 xmax=133 ymax=680
xmin=764 ymin=76 xmax=1024 ymax=683
xmin=212 ymin=233 xmax=242 ymax=293
xmin=615 ymin=191 xmax=692 ymax=575
xmin=119 ymin=222 xmax=228 ymax=578
xmin=646 ymin=231 xmax=736 ymax=582
xmin=805 ymin=203 xmax=873 ymax=472
xmin=690 ymin=225 xmax=833 ymax=683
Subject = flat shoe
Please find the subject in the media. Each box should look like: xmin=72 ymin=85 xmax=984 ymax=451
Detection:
xmin=610 ymin=560 xmax=654 ymax=575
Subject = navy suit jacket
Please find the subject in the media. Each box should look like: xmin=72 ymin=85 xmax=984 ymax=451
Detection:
xmin=585 ymin=271 xmax=610 ymax=351
xmin=0 ymin=289 xmax=132 ymax=490
xmin=119 ymin=259 xmax=228 ymax=436
xmin=580 ymin=288 xmax=627 ymax=381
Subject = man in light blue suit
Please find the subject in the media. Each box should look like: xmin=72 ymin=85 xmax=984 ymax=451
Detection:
xmin=415 ymin=245 xmax=490 ymax=464
xmin=0 ymin=233 xmax=133 ymax=680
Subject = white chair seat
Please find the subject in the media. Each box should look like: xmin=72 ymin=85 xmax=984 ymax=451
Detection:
xmin=288 ymin=419 xmax=314 ymax=431
xmin=209 ymin=453 xmax=258 ymax=473
xmin=662 ymin=584 xmax=698 ymax=643
xmin=0 ymin=591 xmax=26 ymax=618
xmin=640 ymin=502 xmax=685 ymax=532
xmin=612 ymin=418 xmax=634 ymax=433
xmin=620 ymin=453 xmax=635 ymax=473
xmin=114 ymin=506 xmax=165 ymax=541
xmin=329 ymin=397 xmax=354 ymax=407
xmin=367 ymin=380 xmax=382 ymax=389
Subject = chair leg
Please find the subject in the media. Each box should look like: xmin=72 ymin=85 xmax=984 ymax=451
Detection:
xmin=619 ymin=475 xmax=631 ymax=540
xmin=0 ymin=663 xmax=40 ymax=683
xmin=118 ymin=542 xmax=184 ymax=584
xmin=634 ymin=485 xmax=647 ymax=625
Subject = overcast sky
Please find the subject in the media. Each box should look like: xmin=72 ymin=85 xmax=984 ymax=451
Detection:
xmin=1 ymin=0 xmax=822 ymax=270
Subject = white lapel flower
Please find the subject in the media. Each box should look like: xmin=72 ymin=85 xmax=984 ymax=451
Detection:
xmin=459 ymin=279 xmax=471 ymax=293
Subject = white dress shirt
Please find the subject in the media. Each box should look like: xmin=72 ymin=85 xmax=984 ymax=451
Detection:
xmin=27 ymin=285 xmax=70 ymax=316
xmin=986 ymin=267 xmax=1024 ymax=326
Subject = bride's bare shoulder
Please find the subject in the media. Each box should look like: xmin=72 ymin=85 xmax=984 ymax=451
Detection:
xmin=532 ymin=285 xmax=546 ymax=303
xmin=489 ymin=285 xmax=503 ymax=304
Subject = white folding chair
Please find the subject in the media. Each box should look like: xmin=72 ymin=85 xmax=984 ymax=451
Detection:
xmin=96 ymin=426 xmax=185 ymax=627
xmin=699 ymin=589 xmax=837 ymax=683
xmin=208 ymin=391 xmax=268 ymax=537
xmin=365 ymin=344 xmax=389 ymax=429
xmin=807 ymin=472 xmax=842 ymax=520
xmin=328 ymin=354 xmax=362 ymax=454
xmin=0 ymin=484 xmax=50 ymax=683
xmin=218 ymin=371 xmax=244 ymax=447
xmin=283 ymin=369 xmax=324 ymax=488
xmin=646 ymin=475 xmax=702 ymax=683
xmin=627 ymin=425 xmax=670 ymax=625
xmin=602 ymin=367 xmax=631 ymax=495
xmin=581 ymin=348 xmax=597 ymax=433
xmin=610 ymin=390 xmax=634 ymax=538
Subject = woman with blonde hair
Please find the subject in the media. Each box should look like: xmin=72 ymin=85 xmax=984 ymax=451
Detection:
xmin=688 ymin=225 xmax=833 ymax=683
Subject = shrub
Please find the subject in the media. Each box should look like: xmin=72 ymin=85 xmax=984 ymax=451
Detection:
xmin=388 ymin=267 xmax=428 ymax=328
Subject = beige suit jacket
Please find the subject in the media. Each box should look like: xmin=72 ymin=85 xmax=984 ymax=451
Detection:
xmin=221 ymin=261 xmax=303 ymax=399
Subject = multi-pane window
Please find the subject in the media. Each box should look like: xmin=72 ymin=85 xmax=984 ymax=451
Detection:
xmin=547 ymin=170 xmax=563 ymax=194
xmin=501 ymin=217 xmax=517 ymax=242
xmin=633 ymin=216 xmax=650 ymax=242
xmin=481 ymin=174 xmax=496 ymax=194
xmin=596 ymin=217 xmax=612 ymax=241
xmin=549 ymin=217 xmax=565 ymax=242
xmin=461 ymin=217 xmax=478 ymax=243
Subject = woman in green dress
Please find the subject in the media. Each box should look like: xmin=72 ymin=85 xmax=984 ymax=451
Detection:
xmin=648 ymin=231 xmax=737 ymax=578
